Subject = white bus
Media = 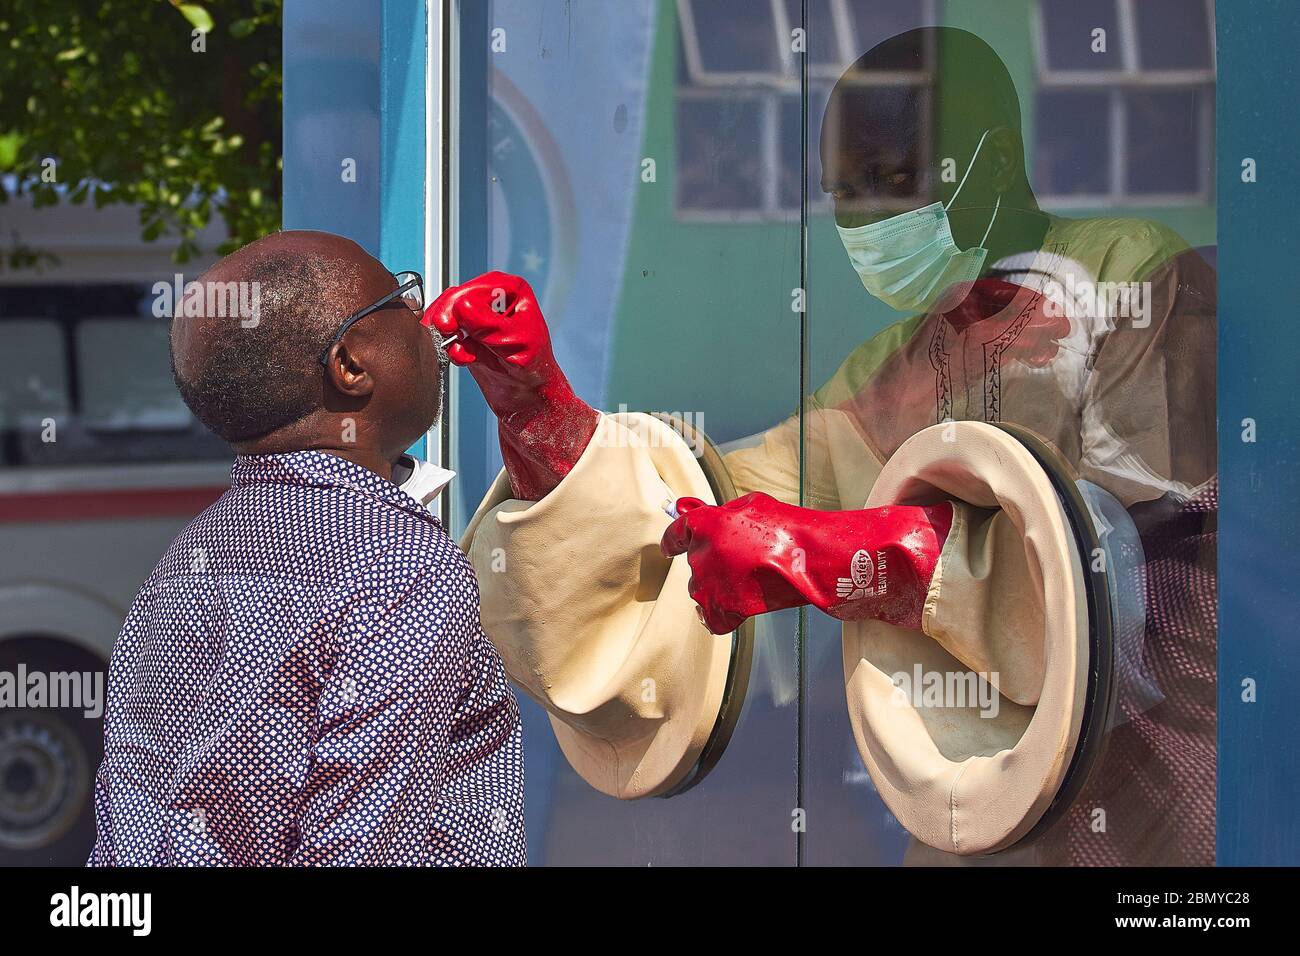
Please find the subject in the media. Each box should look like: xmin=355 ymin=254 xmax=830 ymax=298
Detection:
xmin=0 ymin=197 xmax=229 ymax=864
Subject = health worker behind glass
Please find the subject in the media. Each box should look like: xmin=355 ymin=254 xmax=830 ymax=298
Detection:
xmin=432 ymin=26 xmax=1215 ymax=865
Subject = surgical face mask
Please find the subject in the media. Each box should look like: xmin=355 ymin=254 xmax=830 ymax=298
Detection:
xmin=836 ymin=129 xmax=1001 ymax=314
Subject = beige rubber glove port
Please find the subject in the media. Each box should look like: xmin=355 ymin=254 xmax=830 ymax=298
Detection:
xmin=461 ymin=412 xmax=739 ymax=799
xmin=843 ymin=421 xmax=1091 ymax=855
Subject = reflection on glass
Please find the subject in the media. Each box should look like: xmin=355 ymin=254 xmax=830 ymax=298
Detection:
xmin=458 ymin=0 xmax=1217 ymax=867
xmin=471 ymin=0 xmax=801 ymax=865
xmin=676 ymin=97 xmax=764 ymax=212
xmin=1035 ymin=90 xmax=1111 ymax=197
xmin=1038 ymin=0 xmax=1122 ymax=72
xmin=801 ymin=8 xmax=1216 ymax=865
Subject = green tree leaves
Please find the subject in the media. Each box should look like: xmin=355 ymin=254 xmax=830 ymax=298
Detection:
xmin=0 ymin=0 xmax=282 ymax=265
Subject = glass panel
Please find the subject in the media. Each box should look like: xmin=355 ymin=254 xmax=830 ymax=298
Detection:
xmin=1038 ymin=0 xmax=1123 ymax=72
xmin=819 ymin=83 xmax=929 ymax=212
xmin=455 ymin=0 xmax=803 ymax=865
xmin=802 ymin=82 xmax=836 ymax=212
xmin=801 ymin=4 xmax=1217 ymax=865
xmin=681 ymin=0 xmax=781 ymax=77
xmin=454 ymin=0 xmax=1218 ymax=869
xmin=778 ymin=91 xmax=803 ymax=210
xmin=677 ymin=96 xmax=765 ymax=212
xmin=1124 ymin=88 xmax=1205 ymax=195
xmin=1035 ymin=89 xmax=1112 ymax=196
xmin=1135 ymin=0 xmax=1213 ymax=71
xmin=784 ymin=0 xmax=839 ymax=69
xmin=844 ymin=0 xmax=936 ymax=70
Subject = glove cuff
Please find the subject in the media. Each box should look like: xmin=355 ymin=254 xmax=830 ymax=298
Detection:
xmin=496 ymin=377 xmax=600 ymax=501
xmin=783 ymin=502 xmax=953 ymax=630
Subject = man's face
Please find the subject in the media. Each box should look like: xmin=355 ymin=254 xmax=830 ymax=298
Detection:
xmin=820 ymin=86 xmax=924 ymax=229
xmin=347 ymin=270 xmax=443 ymax=452
xmin=364 ymin=274 xmax=444 ymax=442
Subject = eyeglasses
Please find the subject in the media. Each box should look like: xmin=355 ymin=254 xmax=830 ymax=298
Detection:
xmin=318 ymin=270 xmax=424 ymax=365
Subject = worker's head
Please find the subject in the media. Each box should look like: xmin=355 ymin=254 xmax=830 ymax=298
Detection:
xmin=820 ymin=27 xmax=1032 ymax=240
xmin=170 ymin=230 xmax=443 ymax=463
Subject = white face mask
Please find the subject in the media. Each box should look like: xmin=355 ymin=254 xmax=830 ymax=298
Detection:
xmin=836 ymin=129 xmax=1001 ymax=314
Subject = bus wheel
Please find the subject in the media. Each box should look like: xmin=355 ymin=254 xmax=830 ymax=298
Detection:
xmin=0 ymin=637 xmax=104 ymax=866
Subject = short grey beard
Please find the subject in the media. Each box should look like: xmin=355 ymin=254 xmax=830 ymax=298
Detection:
xmin=429 ymin=326 xmax=450 ymax=428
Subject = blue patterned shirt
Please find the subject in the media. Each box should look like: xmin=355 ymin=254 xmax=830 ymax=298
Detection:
xmin=88 ymin=450 xmax=526 ymax=866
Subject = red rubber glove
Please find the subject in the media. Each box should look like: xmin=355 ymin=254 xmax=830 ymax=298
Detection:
xmin=424 ymin=272 xmax=599 ymax=500
xmin=661 ymin=492 xmax=953 ymax=635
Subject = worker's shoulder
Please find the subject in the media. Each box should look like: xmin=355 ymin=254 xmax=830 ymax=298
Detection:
xmin=1050 ymin=213 xmax=1193 ymax=281
xmin=284 ymin=476 xmax=451 ymax=558
xmin=338 ymin=502 xmax=477 ymax=600
xmin=1053 ymin=212 xmax=1189 ymax=249
xmin=332 ymin=536 xmax=482 ymax=658
xmin=356 ymin=519 xmax=475 ymax=588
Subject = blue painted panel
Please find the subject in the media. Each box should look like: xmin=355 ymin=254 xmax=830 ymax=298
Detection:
xmin=1216 ymin=0 xmax=1300 ymax=866
xmin=448 ymin=0 xmax=496 ymax=535
xmin=282 ymin=1 xmax=381 ymax=252
xmin=380 ymin=0 xmax=428 ymax=274
xmin=284 ymin=0 xmax=427 ymax=458
xmin=380 ymin=0 xmax=429 ymax=459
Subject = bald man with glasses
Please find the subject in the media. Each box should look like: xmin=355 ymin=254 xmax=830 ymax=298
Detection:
xmin=88 ymin=230 xmax=525 ymax=867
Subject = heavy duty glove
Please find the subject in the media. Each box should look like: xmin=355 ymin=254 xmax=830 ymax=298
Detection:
xmin=424 ymin=272 xmax=600 ymax=500
xmin=660 ymin=492 xmax=953 ymax=635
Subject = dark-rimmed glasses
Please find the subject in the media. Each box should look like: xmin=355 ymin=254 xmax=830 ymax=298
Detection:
xmin=318 ymin=270 xmax=424 ymax=365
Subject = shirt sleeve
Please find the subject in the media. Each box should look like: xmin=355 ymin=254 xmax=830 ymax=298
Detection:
xmin=87 ymin=572 xmax=159 ymax=868
xmin=1080 ymin=246 xmax=1217 ymax=506
xmin=722 ymin=405 xmax=886 ymax=511
xmin=289 ymin=557 xmax=479 ymax=866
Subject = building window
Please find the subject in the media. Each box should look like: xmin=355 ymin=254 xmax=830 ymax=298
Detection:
xmin=674 ymin=0 xmax=935 ymax=220
xmin=1033 ymin=0 xmax=1216 ymax=205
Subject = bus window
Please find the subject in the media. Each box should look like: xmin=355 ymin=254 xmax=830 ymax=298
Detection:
xmin=76 ymin=319 xmax=192 ymax=432
xmin=0 ymin=319 xmax=70 ymax=431
xmin=0 ymin=285 xmax=230 ymax=468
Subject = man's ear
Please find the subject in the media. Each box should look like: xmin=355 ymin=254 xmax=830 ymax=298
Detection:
xmin=986 ymin=126 xmax=1025 ymax=194
xmin=323 ymin=340 xmax=375 ymax=398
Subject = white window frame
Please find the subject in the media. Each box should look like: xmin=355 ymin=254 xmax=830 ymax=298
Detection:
xmin=1032 ymin=0 xmax=1217 ymax=208
xmin=678 ymin=0 xmax=793 ymax=88
xmin=675 ymin=0 xmax=934 ymax=220
xmin=425 ymin=0 xmax=448 ymax=480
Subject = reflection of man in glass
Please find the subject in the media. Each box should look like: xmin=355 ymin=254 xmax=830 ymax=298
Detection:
xmin=771 ymin=27 xmax=1216 ymax=510
xmin=439 ymin=26 xmax=1215 ymax=865
xmin=793 ymin=27 xmax=1216 ymax=865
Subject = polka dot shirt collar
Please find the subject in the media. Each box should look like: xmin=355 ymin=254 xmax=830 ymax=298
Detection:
xmin=230 ymin=449 xmax=436 ymax=523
